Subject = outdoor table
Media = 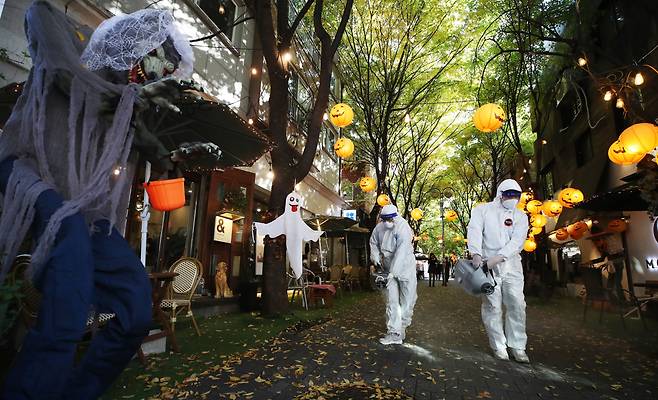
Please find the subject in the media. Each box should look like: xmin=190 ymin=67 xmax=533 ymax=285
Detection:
xmin=308 ymin=284 xmax=336 ymax=308
xmin=138 ymin=272 xmax=179 ymax=363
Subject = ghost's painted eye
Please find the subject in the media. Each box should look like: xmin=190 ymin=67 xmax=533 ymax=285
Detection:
xmin=296 ymin=198 xmax=299 ymax=202
xmin=290 ymin=197 xmax=294 ymax=201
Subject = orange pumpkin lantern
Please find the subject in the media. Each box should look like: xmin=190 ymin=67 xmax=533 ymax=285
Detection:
xmin=526 ymin=200 xmax=543 ymax=214
xmin=376 ymin=194 xmax=391 ymax=206
xmin=520 ymin=191 xmax=534 ymax=203
xmin=329 ymin=103 xmax=354 ymax=128
xmin=608 ymin=140 xmax=646 ymax=165
xmin=607 ymin=219 xmax=627 ymax=233
xmin=523 ymin=238 xmax=537 ymax=252
xmin=542 ymin=200 xmax=563 ymax=218
xmin=333 ymin=137 xmax=354 ymax=159
xmin=517 ymin=201 xmax=527 ymax=212
xmin=555 ymin=228 xmax=569 ymax=241
xmin=558 ymin=188 xmax=584 ymax=209
xmin=445 ymin=210 xmax=458 ymax=222
xmin=359 ymin=177 xmax=376 ymax=192
xmin=473 ymin=103 xmax=506 ymax=132
xmin=530 ymin=226 xmax=542 ymax=235
xmin=618 ymin=123 xmax=658 ymax=153
xmin=411 ymin=208 xmax=424 ymax=221
xmin=143 ymin=178 xmax=186 ymax=212
xmin=567 ymin=221 xmax=588 ymax=237
xmin=530 ymin=214 xmax=548 ymax=228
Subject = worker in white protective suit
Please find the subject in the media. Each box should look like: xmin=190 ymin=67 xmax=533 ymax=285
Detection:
xmin=467 ymin=179 xmax=530 ymax=363
xmin=370 ymin=204 xmax=418 ymax=345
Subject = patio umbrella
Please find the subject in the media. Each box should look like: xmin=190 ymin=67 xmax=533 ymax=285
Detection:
xmin=304 ymin=215 xmax=359 ymax=232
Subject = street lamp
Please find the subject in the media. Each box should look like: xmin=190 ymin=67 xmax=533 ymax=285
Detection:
xmin=430 ymin=188 xmax=453 ymax=260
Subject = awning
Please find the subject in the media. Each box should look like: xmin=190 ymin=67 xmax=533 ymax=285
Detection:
xmin=576 ymin=184 xmax=648 ymax=212
xmin=304 ymin=215 xmax=358 ymax=232
xmin=144 ymin=91 xmax=273 ymax=170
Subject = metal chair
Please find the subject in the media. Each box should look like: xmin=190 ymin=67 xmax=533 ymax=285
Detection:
xmin=160 ymin=257 xmax=202 ymax=336
xmin=288 ymin=268 xmax=316 ymax=310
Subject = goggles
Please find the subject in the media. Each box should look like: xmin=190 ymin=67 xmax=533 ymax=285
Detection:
xmin=501 ymin=190 xmax=522 ymax=198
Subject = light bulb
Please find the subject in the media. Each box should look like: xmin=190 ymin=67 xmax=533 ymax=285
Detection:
xmin=323 ymin=113 xmax=328 ymax=121
xmin=248 ymin=118 xmax=254 ymax=125
xmin=577 ymin=57 xmax=587 ymax=67
xmin=528 ymin=159 xmax=533 ymax=164
xmin=218 ymin=5 xmax=225 ymax=14
xmin=282 ymin=51 xmax=292 ymax=62
xmin=251 ymin=67 xmax=258 ymax=75
xmin=603 ymin=90 xmax=613 ymax=101
xmin=615 ymin=97 xmax=624 ymax=109
xmin=542 ymin=139 xmax=548 ymax=145
xmin=634 ymin=72 xmax=644 ymax=86
xmin=266 ymin=170 xmax=274 ymax=179
xmin=113 ymin=168 xmax=121 ymax=176
xmin=404 ymin=114 xmax=411 ymax=123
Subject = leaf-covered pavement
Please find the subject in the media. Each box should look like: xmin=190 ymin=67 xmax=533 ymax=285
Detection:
xmin=165 ymin=283 xmax=658 ymax=399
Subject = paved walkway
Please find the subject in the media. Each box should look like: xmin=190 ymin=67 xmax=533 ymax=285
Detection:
xmin=171 ymin=281 xmax=658 ymax=399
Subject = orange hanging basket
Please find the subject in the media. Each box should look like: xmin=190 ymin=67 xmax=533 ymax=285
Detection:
xmin=143 ymin=178 xmax=186 ymax=211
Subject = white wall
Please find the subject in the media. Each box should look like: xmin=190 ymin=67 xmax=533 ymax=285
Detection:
xmin=623 ymin=211 xmax=658 ymax=294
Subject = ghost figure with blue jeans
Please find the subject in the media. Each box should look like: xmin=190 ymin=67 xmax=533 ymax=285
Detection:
xmin=254 ymin=191 xmax=323 ymax=279
xmin=467 ymin=179 xmax=530 ymax=363
xmin=370 ymin=204 xmax=417 ymax=345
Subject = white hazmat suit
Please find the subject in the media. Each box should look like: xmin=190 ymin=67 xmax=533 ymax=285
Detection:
xmin=370 ymin=205 xmax=417 ymax=345
xmin=467 ymin=179 xmax=529 ymax=361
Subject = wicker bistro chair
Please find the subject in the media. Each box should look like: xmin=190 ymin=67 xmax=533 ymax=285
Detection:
xmin=160 ymin=257 xmax=202 ymax=336
xmin=327 ymin=265 xmax=344 ymax=297
xmin=9 ymin=254 xmax=115 ymax=348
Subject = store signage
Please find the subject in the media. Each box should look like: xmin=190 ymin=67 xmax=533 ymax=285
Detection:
xmin=214 ymin=216 xmax=233 ymax=243
xmin=645 ymin=258 xmax=658 ymax=270
xmin=653 ymin=218 xmax=658 ymax=244
xmin=342 ymin=209 xmax=357 ymax=221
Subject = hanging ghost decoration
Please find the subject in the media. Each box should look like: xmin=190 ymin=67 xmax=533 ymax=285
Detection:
xmin=254 ymin=191 xmax=323 ymax=278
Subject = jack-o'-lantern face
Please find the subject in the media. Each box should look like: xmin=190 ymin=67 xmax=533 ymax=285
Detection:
xmin=530 ymin=214 xmax=548 ymax=228
xmin=558 ymin=188 xmax=584 ymax=209
xmin=555 ymin=228 xmax=569 ymax=241
xmin=329 ymin=103 xmax=354 ymax=128
xmin=607 ymin=219 xmax=627 ymax=233
xmin=523 ymin=238 xmax=537 ymax=252
xmin=473 ymin=103 xmax=506 ymax=132
xmin=542 ymin=200 xmax=563 ymax=218
xmin=526 ymin=200 xmax=543 ymax=214
xmin=377 ymin=194 xmax=391 ymax=206
xmin=567 ymin=221 xmax=588 ymax=237
xmin=333 ymin=137 xmax=354 ymax=159
xmin=445 ymin=210 xmax=458 ymax=222
xmin=411 ymin=208 xmax=424 ymax=221
xmin=286 ymin=191 xmax=301 ymax=213
xmin=359 ymin=177 xmax=376 ymax=192
xmin=530 ymin=226 xmax=542 ymax=235
xmin=520 ymin=192 xmax=534 ymax=203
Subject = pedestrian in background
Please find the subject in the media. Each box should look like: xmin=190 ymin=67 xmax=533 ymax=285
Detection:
xmin=442 ymin=256 xmax=451 ymax=286
xmin=428 ymin=253 xmax=439 ymax=287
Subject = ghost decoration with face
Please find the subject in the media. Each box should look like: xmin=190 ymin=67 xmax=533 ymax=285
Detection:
xmin=254 ymin=191 xmax=324 ymax=278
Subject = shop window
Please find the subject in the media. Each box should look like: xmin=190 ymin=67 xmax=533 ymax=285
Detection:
xmin=199 ymin=0 xmax=237 ymax=41
xmin=540 ymin=165 xmax=554 ymax=198
xmin=575 ymin=130 xmax=593 ymax=167
xmin=557 ymin=92 xmax=581 ymax=130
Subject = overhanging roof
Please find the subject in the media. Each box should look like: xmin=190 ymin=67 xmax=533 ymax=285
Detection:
xmin=576 ymin=184 xmax=648 ymax=212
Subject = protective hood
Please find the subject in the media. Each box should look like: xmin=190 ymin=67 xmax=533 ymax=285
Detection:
xmin=495 ymin=179 xmax=522 ymax=199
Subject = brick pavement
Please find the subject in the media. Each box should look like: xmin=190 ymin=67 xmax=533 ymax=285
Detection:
xmin=172 ymin=281 xmax=658 ymax=399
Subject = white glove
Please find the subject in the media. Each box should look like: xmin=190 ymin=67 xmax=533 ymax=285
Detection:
xmin=472 ymin=254 xmax=482 ymax=269
xmin=487 ymin=255 xmax=505 ymax=267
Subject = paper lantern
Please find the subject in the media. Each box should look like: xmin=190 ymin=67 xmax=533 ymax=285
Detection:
xmin=520 ymin=192 xmax=534 ymax=203
xmin=473 ymin=103 xmax=505 ymax=132
xmin=530 ymin=226 xmax=542 ymax=235
xmin=618 ymin=123 xmax=658 ymax=153
xmin=411 ymin=208 xmax=424 ymax=221
xmin=607 ymin=219 xmax=627 ymax=233
xmin=445 ymin=210 xmax=458 ymax=222
xmin=608 ymin=140 xmax=646 ymax=165
xmin=530 ymin=214 xmax=548 ymax=228
xmin=329 ymin=103 xmax=354 ymax=128
xmin=555 ymin=228 xmax=569 ymax=241
xmin=567 ymin=221 xmax=588 ymax=237
xmin=359 ymin=177 xmax=376 ymax=192
xmin=333 ymin=137 xmax=354 ymax=159
xmin=558 ymin=188 xmax=584 ymax=209
xmin=523 ymin=239 xmax=537 ymax=252
xmin=542 ymin=200 xmax=563 ymax=218
xmin=377 ymin=194 xmax=391 ymax=206
xmin=143 ymin=178 xmax=185 ymax=211
xmin=526 ymin=200 xmax=543 ymax=214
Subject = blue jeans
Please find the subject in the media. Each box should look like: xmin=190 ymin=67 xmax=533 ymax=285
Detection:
xmin=0 ymin=157 xmax=152 ymax=399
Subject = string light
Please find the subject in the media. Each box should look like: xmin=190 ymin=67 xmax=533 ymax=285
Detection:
xmin=267 ymin=170 xmax=274 ymax=179
xmin=603 ymin=90 xmax=613 ymax=101
xmin=634 ymin=72 xmax=645 ymax=86
xmin=282 ymin=51 xmax=292 ymax=62
xmin=615 ymin=97 xmax=625 ymax=109
xmin=542 ymin=139 xmax=548 ymax=145
xmin=251 ymin=67 xmax=258 ymax=75
xmin=323 ymin=112 xmax=328 ymax=121
xmin=577 ymin=57 xmax=588 ymax=67
xmin=248 ymin=118 xmax=254 ymax=125
xmin=528 ymin=159 xmax=533 ymax=164
xmin=113 ymin=167 xmax=121 ymax=176
xmin=218 ymin=5 xmax=225 ymax=14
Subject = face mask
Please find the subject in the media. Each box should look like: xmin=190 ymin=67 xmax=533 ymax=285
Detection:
xmin=502 ymin=199 xmax=518 ymax=210
xmin=384 ymin=220 xmax=395 ymax=229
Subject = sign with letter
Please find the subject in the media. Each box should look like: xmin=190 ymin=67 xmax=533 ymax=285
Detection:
xmin=214 ymin=216 xmax=233 ymax=243
xmin=342 ymin=209 xmax=357 ymax=221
